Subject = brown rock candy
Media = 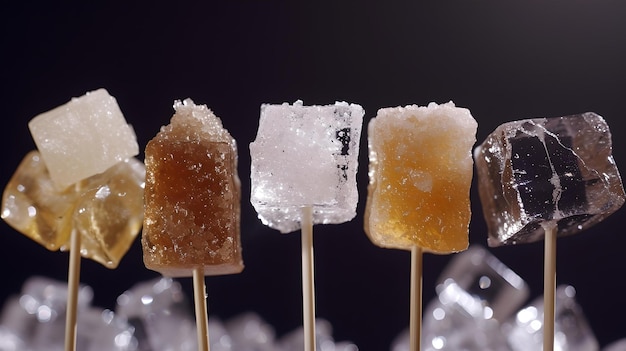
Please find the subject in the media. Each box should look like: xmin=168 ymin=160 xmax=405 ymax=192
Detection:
xmin=142 ymin=99 xmax=243 ymax=277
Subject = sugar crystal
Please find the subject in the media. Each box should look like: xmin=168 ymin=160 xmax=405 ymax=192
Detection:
xmin=250 ymin=100 xmax=364 ymax=233
xmin=364 ymin=102 xmax=477 ymax=253
xmin=142 ymin=99 xmax=243 ymax=277
xmin=474 ymin=113 xmax=625 ymax=246
xmin=1 ymin=152 xmax=145 ymax=267
xmin=28 ymin=89 xmax=139 ymax=190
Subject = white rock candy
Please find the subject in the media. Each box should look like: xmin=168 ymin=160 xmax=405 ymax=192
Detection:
xmin=250 ymin=100 xmax=364 ymax=233
xmin=28 ymin=88 xmax=139 ymax=189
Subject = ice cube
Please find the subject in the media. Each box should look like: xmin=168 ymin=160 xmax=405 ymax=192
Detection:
xmin=474 ymin=113 xmax=625 ymax=246
xmin=250 ymin=100 xmax=364 ymax=233
xmin=28 ymin=89 xmax=139 ymax=190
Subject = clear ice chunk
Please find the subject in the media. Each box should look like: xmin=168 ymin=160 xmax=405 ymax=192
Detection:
xmin=503 ymin=285 xmax=599 ymax=351
xmin=28 ymin=88 xmax=139 ymax=190
xmin=474 ymin=113 xmax=625 ymax=246
xmin=1 ymin=151 xmax=145 ymax=268
xmin=437 ymin=245 xmax=529 ymax=321
xmin=115 ymin=277 xmax=198 ymax=351
xmin=250 ymin=100 xmax=364 ymax=233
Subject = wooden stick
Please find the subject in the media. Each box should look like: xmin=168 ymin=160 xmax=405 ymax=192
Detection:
xmin=64 ymin=229 xmax=81 ymax=351
xmin=409 ymin=246 xmax=423 ymax=351
xmin=543 ymin=224 xmax=557 ymax=351
xmin=301 ymin=206 xmax=316 ymax=351
xmin=193 ymin=267 xmax=210 ymax=351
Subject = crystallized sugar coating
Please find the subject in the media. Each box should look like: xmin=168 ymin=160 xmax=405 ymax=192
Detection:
xmin=364 ymin=102 xmax=477 ymax=253
xmin=28 ymin=89 xmax=139 ymax=190
xmin=142 ymin=99 xmax=243 ymax=277
xmin=474 ymin=113 xmax=625 ymax=247
xmin=249 ymin=100 xmax=364 ymax=233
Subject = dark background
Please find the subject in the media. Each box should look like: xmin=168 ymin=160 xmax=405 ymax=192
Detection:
xmin=1 ymin=2 xmax=625 ymax=350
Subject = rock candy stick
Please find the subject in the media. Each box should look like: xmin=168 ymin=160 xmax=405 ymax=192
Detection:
xmin=142 ymin=99 xmax=244 ymax=351
xmin=250 ymin=100 xmax=364 ymax=351
xmin=473 ymin=113 xmax=625 ymax=350
xmin=364 ymin=102 xmax=477 ymax=351
xmin=18 ymin=89 xmax=141 ymax=351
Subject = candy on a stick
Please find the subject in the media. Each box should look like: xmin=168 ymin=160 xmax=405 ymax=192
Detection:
xmin=1 ymin=88 xmax=142 ymax=351
xmin=473 ymin=113 xmax=625 ymax=350
xmin=364 ymin=102 xmax=477 ymax=351
xmin=473 ymin=113 xmax=625 ymax=246
xmin=28 ymin=88 xmax=139 ymax=190
xmin=364 ymin=102 xmax=477 ymax=252
xmin=249 ymin=100 xmax=364 ymax=351
xmin=141 ymin=99 xmax=243 ymax=351
xmin=2 ymin=151 xmax=145 ymax=267
xmin=250 ymin=100 xmax=364 ymax=233
xmin=142 ymin=99 xmax=243 ymax=277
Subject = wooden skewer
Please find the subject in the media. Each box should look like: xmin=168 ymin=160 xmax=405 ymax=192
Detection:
xmin=543 ymin=224 xmax=557 ymax=351
xmin=409 ymin=245 xmax=423 ymax=351
xmin=193 ymin=267 xmax=210 ymax=351
xmin=301 ymin=206 xmax=316 ymax=351
xmin=64 ymin=229 xmax=81 ymax=351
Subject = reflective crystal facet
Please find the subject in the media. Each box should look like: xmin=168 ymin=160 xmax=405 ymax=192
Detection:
xmin=1 ymin=151 xmax=77 ymax=250
xmin=0 ymin=277 xmax=93 ymax=351
xmin=474 ymin=113 xmax=625 ymax=246
xmin=276 ymin=319 xmax=358 ymax=351
xmin=250 ymin=100 xmax=364 ymax=234
xmin=225 ymin=313 xmax=275 ymax=351
xmin=437 ymin=246 xmax=529 ymax=321
xmin=142 ymin=99 xmax=243 ymax=277
xmin=70 ymin=157 xmax=145 ymax=268
xmin=504 ymin=285 xmax=599 ymax=351
xmin=28 ymin=88 xmax=139 ymax=190
xmin=115 ymin=277 xmax=197 ymax=351
xmin=364 ymin=102 xmax=477 ymax=253
xmin=392 ymin=280 xmax=509 ymax=351
xmin=1 ymin=152 xmax=145 ymax=268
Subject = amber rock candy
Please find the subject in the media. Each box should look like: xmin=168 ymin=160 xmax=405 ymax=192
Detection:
xmin=474 ymin=113 xmax=625 ymax=247
xmin=142 ymin=99 xmax=243 ymax=277
xmin=364 ymin=102 xmax=477 ymax=253
xmin=1 ymin=151 xmax=145 ymax=268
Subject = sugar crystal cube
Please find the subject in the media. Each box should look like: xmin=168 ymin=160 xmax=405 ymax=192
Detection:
xmin=504 ymin=285 xmax=599 ymax=351
xmin=437 ymin=245 xmax=529 ymax=321
xmin=28 ymin=88 xmax=139 ymax=190
xmin=249 ymin=100 xmax=364 ymax=233
xmin=142 ymin=99 xmax=243 ymax=277
xmin=364 ymin=102 xmax=477 ymax=253
xmin=474 ymin=113 xmax=625 ymax=247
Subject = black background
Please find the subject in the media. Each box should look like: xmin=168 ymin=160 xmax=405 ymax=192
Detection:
xmin=1 ymin=2 xmax=625 ymax=350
